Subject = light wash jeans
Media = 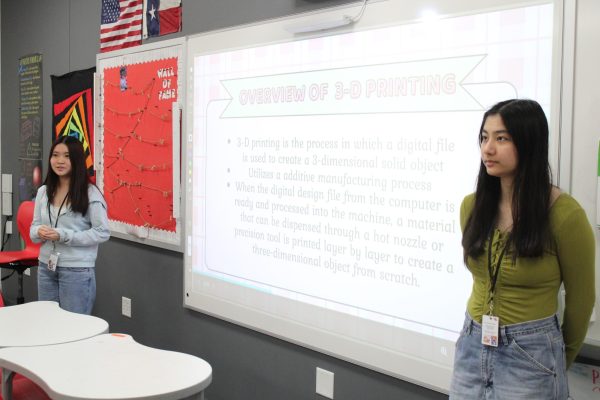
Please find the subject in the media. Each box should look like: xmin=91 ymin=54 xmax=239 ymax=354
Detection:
xmin=37 ymin=262 xmax=96 ymax=315
xmin=450 ymin=313 xmax=569 ymax=400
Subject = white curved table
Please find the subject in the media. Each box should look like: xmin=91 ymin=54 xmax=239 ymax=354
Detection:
xmin=0 ymin=334 xmax=213 ymax=400
xmin=0 ymin=301 xmax=109 ymax=399
xmin=0 ymin=301 xmax=109 ymax=348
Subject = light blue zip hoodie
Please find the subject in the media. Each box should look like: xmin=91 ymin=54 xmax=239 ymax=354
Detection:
xmin=30 ymin=185 xmax=110 ymax=268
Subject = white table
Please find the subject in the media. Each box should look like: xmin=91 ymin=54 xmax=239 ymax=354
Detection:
xmin=0 ymin=334 xmax=213 ymax=400
xmin=0 ymin=301 xmax=109 ymax=399
xmin=0 ymin=301 xmax=109 ymax=348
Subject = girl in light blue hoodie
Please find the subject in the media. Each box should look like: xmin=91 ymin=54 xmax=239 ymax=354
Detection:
xmin=30 ymin=136 xmax=110 ymax=314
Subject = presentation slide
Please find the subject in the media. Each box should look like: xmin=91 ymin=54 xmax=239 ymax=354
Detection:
xmin=186 ymin=1 xmax=556 ymax=391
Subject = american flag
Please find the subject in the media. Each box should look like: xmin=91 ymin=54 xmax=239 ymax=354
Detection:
xmin=100 ymin=0 xmax=143 ymax=53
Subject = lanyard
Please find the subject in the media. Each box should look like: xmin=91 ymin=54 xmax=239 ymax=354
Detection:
xmin=48 ymin=194 xmax=68 ymax=228
xmin=486 ymin=232 xmax=510 ymax=315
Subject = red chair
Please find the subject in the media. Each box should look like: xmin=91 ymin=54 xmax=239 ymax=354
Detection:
xmin=0 ymin=381 xmax=51 ymax=400
xmin=0 ymin=292 xmax=51 ymax=400
xmin=0 ymin=201 xmax=41 ymax=304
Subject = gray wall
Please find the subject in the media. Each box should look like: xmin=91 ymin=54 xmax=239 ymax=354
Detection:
xmin=0 ymin=1 xmax=446 ymax=399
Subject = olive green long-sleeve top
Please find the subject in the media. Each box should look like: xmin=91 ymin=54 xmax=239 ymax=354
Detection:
xmin=461 ymin=193 xmax=595 ymax=367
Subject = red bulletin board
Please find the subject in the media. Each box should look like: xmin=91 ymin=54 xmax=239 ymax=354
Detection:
xmin=96 ymin=40 xmax=183 ymax=250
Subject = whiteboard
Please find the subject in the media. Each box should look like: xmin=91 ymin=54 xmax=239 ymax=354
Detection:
xmin=184 ymin=0 xmax=571 ymax=392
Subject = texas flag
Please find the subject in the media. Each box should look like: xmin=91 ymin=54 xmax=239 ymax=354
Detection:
xmin=143 ymin=0 xmax=182 ymax=38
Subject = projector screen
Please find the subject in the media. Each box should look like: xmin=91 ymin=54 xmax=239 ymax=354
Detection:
xmin=185 ymin=0 xmax=564 ymax=392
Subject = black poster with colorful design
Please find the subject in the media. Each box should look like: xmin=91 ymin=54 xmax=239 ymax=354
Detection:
xmin=51 ymin=67 xmax=96 ymax=180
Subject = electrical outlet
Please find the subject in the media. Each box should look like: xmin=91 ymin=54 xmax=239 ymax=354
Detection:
xmin=121 ymin=296 xmax=132 ymax=318
xmin=2 ymin=193 xmax=12 ymax=216
xmin=1 ymin=174 xmax=12 ymax=193
xmin=316 ymin=367 xmax=334 ymax=399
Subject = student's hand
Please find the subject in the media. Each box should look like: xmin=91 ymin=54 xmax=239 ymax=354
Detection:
xmin=38 ymin=225 xmax=60 ymax=241
xmin=37 ymin=225 xmax=51 ymax=239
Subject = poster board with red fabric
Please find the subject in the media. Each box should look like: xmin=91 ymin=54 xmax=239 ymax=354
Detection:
xmin=96 ymin=38 xmax=184 ymax=251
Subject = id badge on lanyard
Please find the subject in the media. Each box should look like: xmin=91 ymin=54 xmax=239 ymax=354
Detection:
xmin=47 ymin=195 xmax=67 ymax=272
xmin=481 ymin=234 xmax=509 ymax=347
xmin=48 ymin=250 xmax=60 ymax=272
xmin=482 ymin=315 xmax=499 ymax=347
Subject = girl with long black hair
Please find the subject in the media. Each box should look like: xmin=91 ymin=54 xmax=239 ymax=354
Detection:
xmin=30 ymin=136 xmax=109 ymax=314
xmin=450 ymin=99 xmax=595 ymax=399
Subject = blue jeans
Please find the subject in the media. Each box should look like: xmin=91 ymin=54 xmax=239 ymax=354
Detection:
xmin=450 ymin=313 xmax=569 ymax=400
xmin=37 ymin=262 xmax=96 ymax=315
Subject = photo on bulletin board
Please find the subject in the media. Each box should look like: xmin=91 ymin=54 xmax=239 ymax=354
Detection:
xmin=95 ymin=38 xmax=184 ymax=251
